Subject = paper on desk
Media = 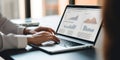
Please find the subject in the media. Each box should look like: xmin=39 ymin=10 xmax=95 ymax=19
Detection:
xmin=0 ymin=56 xmax=4 ymax=60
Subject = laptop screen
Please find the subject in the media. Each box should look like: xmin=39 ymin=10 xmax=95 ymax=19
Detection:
xmin=57 ymin=5 xmax=102 ymax=42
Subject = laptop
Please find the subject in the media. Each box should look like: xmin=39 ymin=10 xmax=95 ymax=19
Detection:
xmin=30 ymin=5 xmax=102 ymax=53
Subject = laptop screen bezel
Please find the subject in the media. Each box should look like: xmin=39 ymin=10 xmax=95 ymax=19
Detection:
xmin=56 ymin=5 xmax=102 ymax=45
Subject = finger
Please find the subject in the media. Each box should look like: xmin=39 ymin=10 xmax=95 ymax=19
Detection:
xmin=43 ymin=29 xmax=55 ymax=35
xmin=50 ymin=35 xmax=60 ymax=43
xmin=34 ymin=31 xmax=50 ymax=36
xmin=50 ymin=28 xmax=56 ymax=33
xmin=30 ymin=30 xmax=37 ymax=34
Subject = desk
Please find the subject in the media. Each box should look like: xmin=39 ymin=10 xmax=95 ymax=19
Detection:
xmin=0 ymin=15 xmax=103 ymax=60
xmin=0 ymin=46 xmax=96 ymax=60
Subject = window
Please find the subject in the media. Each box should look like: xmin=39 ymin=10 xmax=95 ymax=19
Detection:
xmin=75 ymin=0 xmax=99 ymax=5
xmin=30 ymin=0 xmax=43 ymax=18
xmin=58 ymin=0 xmax=69 ymax=15
xmin=0 ymin=0 xmax=19 ymax=19
xmin=0 ymin=0 xmax=101 ymax=19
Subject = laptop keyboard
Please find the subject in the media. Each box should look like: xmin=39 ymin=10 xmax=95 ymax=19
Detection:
xmin=58 ymin=38 xmax=83 ymax=47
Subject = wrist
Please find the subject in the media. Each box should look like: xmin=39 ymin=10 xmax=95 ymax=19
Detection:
xmin=23 ymin=28 xmax=31 ymax=35
xmin=27 ymin=35 xmax=33 ymax=44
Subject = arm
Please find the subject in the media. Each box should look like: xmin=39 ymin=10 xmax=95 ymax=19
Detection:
xmin=0 ymin=31 xmax=59 ymax=51
xmin=0 ymin=33 xmax=27 ymax=51
xmin=0 ymin=13 xmax=59 ymax=51
xmin=0 ymin=14 xmax=25 ymax=35
xmin=0 ymin=13 xmax=27 ymax=51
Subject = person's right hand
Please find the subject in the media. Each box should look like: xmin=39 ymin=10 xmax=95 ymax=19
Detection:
xmin=27 ymin=31 xmax=60 ymax=46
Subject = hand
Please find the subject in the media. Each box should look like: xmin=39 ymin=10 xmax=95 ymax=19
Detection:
xmin=34 ymin=26 xmax=55 ymax=34
xmin=24 ymin=26 xmax=55 ymax=35
xmin=27 ymin=31 xmax=59 ymax=46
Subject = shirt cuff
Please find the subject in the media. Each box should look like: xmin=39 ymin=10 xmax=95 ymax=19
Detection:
xmin=17 ymin=26 xmax=26 ymax=34
xmin=15 ymin=35 xmax=27 ymax=48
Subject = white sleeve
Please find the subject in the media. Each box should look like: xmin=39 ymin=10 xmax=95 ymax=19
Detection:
xmin=0 ymin=33 xmax=27 ymax=51
xmin=0 ymin=13 xmax=27 ymax=51
xmin=0 ymin=13 xmax=25 ymax=35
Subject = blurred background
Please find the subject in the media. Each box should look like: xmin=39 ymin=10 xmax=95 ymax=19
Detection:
xmin=0 ymin=0 xmax=102 ymax=19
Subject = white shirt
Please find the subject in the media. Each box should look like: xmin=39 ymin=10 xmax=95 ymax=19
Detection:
xmin=0 ymin=13 xmax=27 ymax=51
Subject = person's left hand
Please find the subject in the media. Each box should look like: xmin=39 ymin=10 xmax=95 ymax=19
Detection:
xmin=24 ymin=26 xmax=55 ymax=35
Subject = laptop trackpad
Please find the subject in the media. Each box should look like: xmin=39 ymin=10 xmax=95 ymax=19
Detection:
xmin=59 ymin=39 xmax=83 ymax=47
xmin=41 ymin=39 xmax=83 ymax=48
xmin=41 ymin=41 xmax=55 ymax=46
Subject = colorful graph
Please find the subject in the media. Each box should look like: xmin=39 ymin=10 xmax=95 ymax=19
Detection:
xmin=84 ymin=17 xmax=97 ymax=24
